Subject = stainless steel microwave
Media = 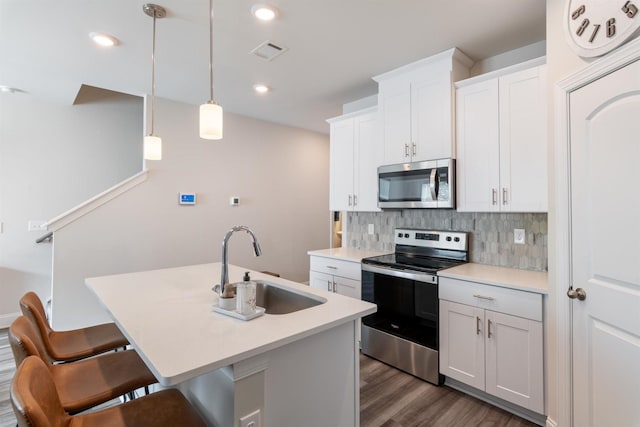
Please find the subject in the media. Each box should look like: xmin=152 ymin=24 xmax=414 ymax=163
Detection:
xmin=378 ymin=159 xmax=455 ymax=209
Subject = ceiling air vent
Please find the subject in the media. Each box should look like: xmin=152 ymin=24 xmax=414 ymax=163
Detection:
xmin=250 ymin=40 xmax=288 ymax=61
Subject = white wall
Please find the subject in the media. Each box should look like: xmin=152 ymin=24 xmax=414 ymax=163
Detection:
xmin=0 ymin=89 xmax=142 ymax=326
xmin=51 ymin=97 xmax=330 ymax=329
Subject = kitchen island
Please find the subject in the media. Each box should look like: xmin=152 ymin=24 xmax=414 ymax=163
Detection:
xmin=86 ymin=262 xmax=376 ymax=427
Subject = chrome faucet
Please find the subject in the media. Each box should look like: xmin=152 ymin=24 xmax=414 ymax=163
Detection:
xmin=217 ymin=226 xmax=262 ymax=297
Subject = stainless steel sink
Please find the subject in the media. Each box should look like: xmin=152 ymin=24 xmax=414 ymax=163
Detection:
xmin=255 ymin=281 xmax=326 ymax=314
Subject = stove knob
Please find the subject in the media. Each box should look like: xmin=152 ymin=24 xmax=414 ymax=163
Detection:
xmin=404 ymin=233 xmax=409 ymax=238
xmin=454 ymin=237 xmax=460 ymax=242
xmin=446 ymin=236 xmax=452 ymax=242
xmin=397 ymin=233 xmax=403 ymax=238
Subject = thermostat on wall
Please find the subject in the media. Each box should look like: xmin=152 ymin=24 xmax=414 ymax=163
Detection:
xmin=179 ymin=193 xmax=196 ymax=205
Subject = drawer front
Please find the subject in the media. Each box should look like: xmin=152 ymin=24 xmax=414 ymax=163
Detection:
xmin=439 ymin=277 xmax=542 ymax=321
xmin=309 ymin=256 xmax=361 ymax=280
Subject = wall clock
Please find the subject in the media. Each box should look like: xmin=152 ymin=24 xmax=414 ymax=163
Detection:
xmin=565 ymin=0 xmax=640 ymax=57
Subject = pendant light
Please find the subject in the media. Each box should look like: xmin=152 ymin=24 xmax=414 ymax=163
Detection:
xmin=143 ymin=4 xmax=166 ymax=160
xmin=200 ymin=0 xmax=223 ymax=140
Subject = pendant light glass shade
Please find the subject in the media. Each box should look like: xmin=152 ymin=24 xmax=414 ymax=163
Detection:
xmin=200 ymin=0 xmax=223 ymax=140
xmin=143 ymin=135 xmax=162 ymax=160
xmin=200 ymin=102 xmax=223 ymax=139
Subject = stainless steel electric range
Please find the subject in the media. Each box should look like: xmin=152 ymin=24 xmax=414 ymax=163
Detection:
xmin=360 ymin=228 xmax=469 ymax=385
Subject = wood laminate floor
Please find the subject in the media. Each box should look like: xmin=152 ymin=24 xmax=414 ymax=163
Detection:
xmin=0 ymin=330 xmax=15 ymax=427
xmin=0 ymin=328 xmax=538 ymax=427
xmin=360 ymin=354 xmax=538 ymax=427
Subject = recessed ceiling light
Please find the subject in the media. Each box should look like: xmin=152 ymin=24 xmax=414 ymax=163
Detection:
xmin=253 ymin=84 xmax=271 ymax=94
xmin=251 ymin=4 xmax=278 ymax=21
xmin=89 ymin=32 xmax=119 ymax=47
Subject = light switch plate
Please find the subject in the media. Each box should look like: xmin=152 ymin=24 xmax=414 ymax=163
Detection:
xmin=28 ymin=220 xmax=47 ymax=232
xmin=514 ymin=228 xmax=525 ymax=245
xmin=368 ymin=224 xmax=374 ymax=235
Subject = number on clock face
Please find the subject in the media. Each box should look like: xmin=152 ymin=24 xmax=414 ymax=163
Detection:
xmin=571 ymin=1 xmax=638 ymax=43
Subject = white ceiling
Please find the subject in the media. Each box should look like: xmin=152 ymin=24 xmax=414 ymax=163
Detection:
xmin=0 ymin=0 xmax=545 ymax=134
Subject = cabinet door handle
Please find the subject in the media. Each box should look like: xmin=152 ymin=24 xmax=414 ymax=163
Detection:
xmin=476 ymin=316 xmax=481 ymax=335
xmin=487 ymin=319 xmax=493 ymax=338
xmin=353 ymin=194 xmax=357 ymax=206
xmin=492 ymin=188 xmax=498 ymax=205
xmin=473 ymin=294 xmax=495 ymax=301
xmin=327 ymin=281 xmax=332 ymax=292
xmin=333 ymin=281 xmax=337 ymax=293
xmin=404 ymin=144 xmax=409 ymax=157
xmin=348 ymin=194 xmax=352 ymax=206
xmin=502 ymin=188 xmax=508 ymax=205
xmin=412 ymin=143 xmax=417 ymax=156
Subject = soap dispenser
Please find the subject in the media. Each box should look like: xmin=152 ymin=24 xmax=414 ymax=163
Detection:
xmin=236 ymin=272 xmax=257 ymax=314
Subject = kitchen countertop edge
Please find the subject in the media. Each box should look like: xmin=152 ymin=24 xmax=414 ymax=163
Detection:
xmin=307 ymin=247 xmax=388 ymax=262
xmin=438 ymin=263 xmax=548 ymax=294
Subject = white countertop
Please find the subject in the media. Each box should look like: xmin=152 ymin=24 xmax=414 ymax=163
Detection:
xmin=307 ymin=247 xmax=388 ymax=262
xmin=86 ymin=262 xmax=376 ymax=386
xmin=438 ymin=263 xmax=548 ymax=294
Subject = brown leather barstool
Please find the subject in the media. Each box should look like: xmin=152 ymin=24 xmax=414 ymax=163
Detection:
xmin=11 ymin=356 xmax=207 ymax=427
xmin=19 ymin=291 xmax=129 ymax=362
xmin=9 ymin=316 xmax=157 ymax=414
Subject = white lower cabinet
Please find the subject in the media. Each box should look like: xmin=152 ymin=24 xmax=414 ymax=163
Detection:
xmin=309 ymin=271 xmax=360 ymax=299
xmin=309 ymin=256 xmax=362 ymax=299
xmin=439 ymin=277 xmax=544 ymax=414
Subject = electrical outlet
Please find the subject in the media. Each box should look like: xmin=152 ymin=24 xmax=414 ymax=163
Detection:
xmin=239 ymin=409 xmax=260 ymax=427
xmin=514 ymin=228 xmax=525 ymax=245
xmin=368 ymin=224 xmax=374 ymax=235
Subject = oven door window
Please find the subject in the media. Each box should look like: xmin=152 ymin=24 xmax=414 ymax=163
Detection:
xmin=362 ymin=271 xmax=414 ymax=317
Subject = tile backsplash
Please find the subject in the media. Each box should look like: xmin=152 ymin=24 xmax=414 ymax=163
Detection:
xmin=346 ymin=210 xmax=547 ymax=271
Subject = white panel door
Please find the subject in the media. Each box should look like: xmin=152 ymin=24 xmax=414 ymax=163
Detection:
xmin=455 ymin=79 xmax=500 ymax=212
xmin=439 ymin=300 xmax=485 ymax=390
xmin=485 ymin=310 xmax=544 ymax=413
xmin=569 ymin=58 xmax=640 ymax=427
xmin=499 ymin=66 xmax=547 ymax=212
xmin=329 ymin=118 xmax=354 ymax=211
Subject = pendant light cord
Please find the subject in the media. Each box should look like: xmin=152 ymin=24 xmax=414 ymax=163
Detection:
xmin=150 ymin=9 xmax=158 ymax=135
xmin=209 ymin=0 xmax=214 ymax=102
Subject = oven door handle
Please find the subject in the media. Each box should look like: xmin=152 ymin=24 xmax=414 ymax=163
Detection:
xmin=361 ymin=263 xmax=437 ymax=284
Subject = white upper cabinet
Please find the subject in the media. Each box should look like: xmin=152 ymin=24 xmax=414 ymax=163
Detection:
xmin=328 ymin=108 xmax=382 ymax=212
xmin=374 ymin=48 xmax=473 ymax=165
xmin=456 ymin=59 xmax=548 ymax=212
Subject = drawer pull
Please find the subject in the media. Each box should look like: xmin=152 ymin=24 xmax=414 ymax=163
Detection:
xmin=473 ymin=294 xmax=495 ymax=301
xmin=326 ymin=265 xmax=338 ymax=270
xmin=476 ymin=316 xmax=481 ymax=335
